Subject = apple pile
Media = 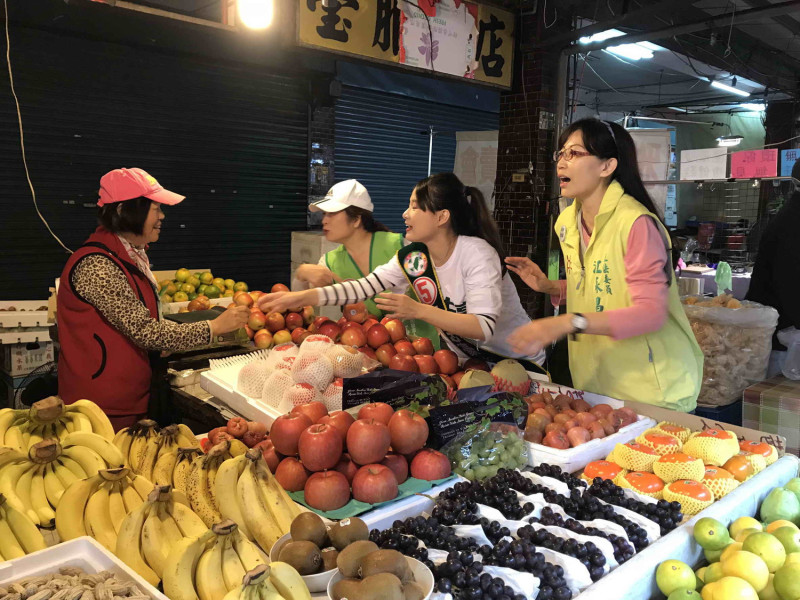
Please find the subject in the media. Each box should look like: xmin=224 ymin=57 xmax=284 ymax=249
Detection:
xmin=203 ymin=417 xmax=278 ymax=461
xmin=229 ymin=283 xmax=316 ymax=349
xmin=268 ymin=400 xmax=451 ymax=512
xmin=524 ymin=391 xmax=640 ymax=449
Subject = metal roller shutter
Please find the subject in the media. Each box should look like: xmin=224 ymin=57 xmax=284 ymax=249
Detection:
xmin=335 ymin=85 xmax=498 ymax=233
xmin=0 ymin=25 xmax=309 ymax=298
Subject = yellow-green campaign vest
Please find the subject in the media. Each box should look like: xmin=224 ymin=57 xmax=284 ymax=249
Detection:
xmin=324 ymin=231 xmax=440 ymax=348
xmin=555 ymin=181 xmax=703 ymax=412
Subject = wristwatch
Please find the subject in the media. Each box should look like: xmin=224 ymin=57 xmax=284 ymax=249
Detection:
xmin=570 ymin=313 xmax=588 ymax=340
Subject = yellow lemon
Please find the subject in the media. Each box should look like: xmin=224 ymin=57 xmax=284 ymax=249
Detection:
xmin=743 ymin=533 xmax=787 ymax=572
xmin=737 ymin=528 xmax=764 ymax=543
xmin=713 ymin=577 xmax=758 ymax=600
xmin=705 ymin=562 xmax=725 ymax=584
xmin=731 ymin=517 xmax=764 ymax=539
xmin=766 ymin=520 xmax=799 ymax=534
xmin=722 ymin=542 xmax=745 ymax=562
xmin=773 ymin=562 xmax=800 ymax=600
xmin=721 ymin=551 xmax=770 ymax=592
xmin=759 ymin=574 xmax=779 ymax=600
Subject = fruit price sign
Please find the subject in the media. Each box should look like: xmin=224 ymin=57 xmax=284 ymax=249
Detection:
xmin=298 ymin=0 xmax=515 ymax=88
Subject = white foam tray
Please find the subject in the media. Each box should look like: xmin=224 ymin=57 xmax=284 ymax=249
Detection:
xmin=525 ymin=380 xmax=656 ymax=473
xmin=200 ymin=355 xmax=282 ymax=425
xmin=0 ymin=536 xmax=168 ymax=600
xmin=0 ymin=301 xmax=49 ymax=328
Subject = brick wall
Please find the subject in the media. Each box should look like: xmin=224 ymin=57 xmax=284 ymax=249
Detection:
xmin=495 ymin=4 xmax=570 ymax=318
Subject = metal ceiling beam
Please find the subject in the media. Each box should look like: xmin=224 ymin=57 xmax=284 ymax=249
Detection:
xmin=734 ymin=0 xmax=800 ymax=37
xmin=522 ymin=0 xmax=800 ymax=53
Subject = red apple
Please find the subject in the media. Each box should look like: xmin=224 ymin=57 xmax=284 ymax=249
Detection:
xmin=381 ymin=454 xmax=409 ymax=484
xmin=274 ymin=457 xmax=310 ymax=491
xmin=411 ymin=337 xmax=434 ymax=355
xmin=247 ymin=421 xmax=267 ymax=436
xmin=352 ymin=464 xmax=399 ymax=504
xmin=361 ymin=318 xmax=380 ymax=334
xmin=273 ymin=330 xmax=292 ymax=345
xmin=374 ymin=343 xmax=397 ymax=367
xmin=284 ymin=312 xmax=304 ymax=331
xmin=463 ymin=358 xmax=490 ymax=372
xmin=302 ymin=306 xmax=315 ymax=325
xmin=241 ymin=429 xmax=266 ymax=447
xmin=343 ymin=302 xmax=368 ymax=324
xmin=265 ymin=312 xmax=285 ymax=333
xmin=433 ymin=349 xmax=459 ymax=375
xmin=291 ymin=327 xmax=310 ymax=345
xmin=318 ymin=411 xmax=355 ymax=439
xmin=388 ymin=409 xmax=429 ymax=454
xmin=271 ymin=283 xmax=290 ymax=293
xmin=358 ymin=346 xmax=377 ymax=360
xmin=410 ymin=448 xmax=451 ymax=480
xmin=340 ymin=326 xmax=367 ymax=348
xmin=225 ymin=417 xmax=248 ymax=438
xmin=413 ymin=354 xmax=439 ymax=374
xmin=358 ymin=402 xmax=395 ymax=425
xmin=334 ymin=453 xmax=359 ymax=483
xmin=318 ymin=322 xmax=342 ymax=342
xmin=233 ymin=292 xmax=254 ymax=308
xmin=253 ymin=438 xmax=282 ymax=472
xmin=337 ymin=316 xmax=348 ymax=328
xmin=247 ymin=310 xmax=266 ymax=331
xmin=249 ymin=291 xmax=263 ymax=302
xmin=291 ymin=400 xmax=328 ymax=424
xmin=366 ymin=323 xmax=391 ymax=349
xmin=244 ymin=325 xmax=255 ymax=340
xmin=390 ymin=353 xmax=418 ymax=372
xmin=304 ymin=471 xmax=351 ymax=511
xmin=269 ymin=413 xmax=313 ymax=456
xmin=346 ymin=419 xmax=391 ymax=465
xmin=384 ymin=319 xmax=407 ymax=343
xmin=298 ymin=423 xmax=343 ymax=471
xmin=451 ymin=371 xmax=466 ymax=386
xmin=313 ymin=316 xmax=331 ymax=330
xmin=394 ymin=340 xmax=416 ymax=356
xmin=342 ymin=321 xmax=363 ymax=332
xmin=254 ymin=329 xmax=273 ymax=349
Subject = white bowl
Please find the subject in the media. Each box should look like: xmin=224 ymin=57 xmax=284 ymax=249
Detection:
xmin=270 ymin=533 xmax=337 ymax=593
xmin=326 ymin=556 xmax=434 ymax=600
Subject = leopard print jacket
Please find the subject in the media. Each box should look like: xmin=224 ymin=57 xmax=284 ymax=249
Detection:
xmin=71 ymin=254 xmax=212 ymax=352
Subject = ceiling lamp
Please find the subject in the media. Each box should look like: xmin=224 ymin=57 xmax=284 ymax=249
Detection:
xmin=238 ymin=0 xmax=273 ymax=29
xmin=740 ymin=103 xmax=765 ymax=112
xmin=710 ymin=79 xmax=750 ymax=97
xmin=717 ymin=135 xmax=744 ymax=147
xmin=579 ymin=28 xmax=662 ymax=61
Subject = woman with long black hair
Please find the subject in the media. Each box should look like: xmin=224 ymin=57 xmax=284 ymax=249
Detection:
xmin=506 ymin=119 xmax=702 ymax=410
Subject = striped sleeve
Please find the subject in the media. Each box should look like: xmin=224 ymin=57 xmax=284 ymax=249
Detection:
xmin=315 ymin=258 xmax=408 ymax=306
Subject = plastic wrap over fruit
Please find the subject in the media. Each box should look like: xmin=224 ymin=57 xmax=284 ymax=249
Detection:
xmin=291 ymin=353 xmax=334 ymax=391
xmin=260 ymin=369 xmax=295 ymax=408
xmin=322 ymin=378 xmax=344 ymax=412
xmin=265 ymin=342 xmax=299 ymax=369
xmin=326 ymin=344 xmax=364 ymax=379
xmin=236 ymin=359 xmax=272 ymax=398
xmin=297 ymin=334 xmax=334 ymax=359
xmin=281 ymin=382 xmax=323 ymax=412
xmin=682 ymin=295 xmax=778 ymax=406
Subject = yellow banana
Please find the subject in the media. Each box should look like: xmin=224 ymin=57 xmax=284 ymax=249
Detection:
xmin=163 ymin=529 xmax=216 ymax=600
xmin=138 ymin=435 xmax=162 ymax=481
xmin=84 ymin=481 xmax=117 ymax=551
xmin=176 ymin=424 xmax=201 ymax=449
xmin=228 ymin=440 xmax=248 ymax=458
xmin=116 ymin=499 xmax=159 ymax=587
xmin=66 ymin=399 xmax=115 ymax=440
xmin=113 ymin=427 xmax=134 ymax=464
xmin=141 ymin=502 xmax=172 ymax=579
xmin=253 ymin=456 xmax=299 ymax=532
xmin=61 ymin=445 xmax=107 ymax=476
xmin=215 ymin=455 xmax=252 ymax=540
xmin=221 ymin=533 xmax=247 ymax=591
xmin=52 ymin=459 xmax=79 ymax=489
xmin=65 ymin=412 xmax=93 ymax=434
xmin=236 ymin=463 xmax=282 ymax=552
xmin=0 ymin=409 xmax=20 ymax=445
xmin=56 ymin=455 xmax=88 ymax=479
xmin=30 ymin=465 xmax=55 ymax=526
xmin=0 ymin=509 xmax=26 ymax=559
xmin=266 ymin=562 xmax=310 ymax=600
xmin=157 ymin=501 xmax=185 ymax=547
xmin=5 ymin=462 xmax=40 ymax=524
xmin=108 ymin=481 xmax=128 ymax=535
xmin=63 ymin=417 xmax=75 ymax=434
xmin=55 ymin=473 xmax=102 ymax=541
xmin=0 ymin=494 xmax=46 ymax=554
xmin=230 ymin=528 xmax=266 ymax=572
xmin=132 ymin=474 xmax=155 ymax=500
xmin=153 ymin=449 xmax=179 ymax=486
xmin=230 ymin=566 xmax=284 ymax=600
xmin=168 ymin=499 xmax=208 ymax=539
xmin=195 ymin=533 xmax=229 ymax=600
xmin=43 ymin=462 xmax=66 ymax=507
xmin=62 ymin=432 xmax=125 ymax=467
xmin=26 ymin=424 xmax=46 ymax=448
xmin=174 ymin=449 xmax=201 ymax=495
xmin=1 ymin=427 xmax=25 ymax=453
xmin=189 ymin=455 xmax=222 ymax=528
xmin=121 ymin=479 xmax=144 ymax=513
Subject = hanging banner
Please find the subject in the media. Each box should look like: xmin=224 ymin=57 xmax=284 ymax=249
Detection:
xmin=730 ymin=149 xmax=778 ymax=178
xmin=298 ymin=0 xmax=515 ymax=89
xmin=780 ymin=149 xmax=799 ymax=177
xmin=629 ymin=129 xmax=671 ymax=219
xmin=454 ymin=130 xmax=498 ymax=212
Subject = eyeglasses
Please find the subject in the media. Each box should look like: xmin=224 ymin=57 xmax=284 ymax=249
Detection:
xmin=553 ymin=148 xmax=593 ymax=162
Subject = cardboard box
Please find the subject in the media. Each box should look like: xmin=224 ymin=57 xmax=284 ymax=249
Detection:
xmin=0 ymin=340 xmax=55 ymax=377
xmin=742 ymin=375 xmax=800 ymax=456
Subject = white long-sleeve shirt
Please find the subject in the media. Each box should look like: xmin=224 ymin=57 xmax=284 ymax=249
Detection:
xmin=315 ymin=236 xmax=546 ymax=365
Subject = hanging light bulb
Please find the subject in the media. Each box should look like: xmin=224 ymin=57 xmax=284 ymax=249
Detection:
xmin=238 ymin=0 xmax=273 ymax=29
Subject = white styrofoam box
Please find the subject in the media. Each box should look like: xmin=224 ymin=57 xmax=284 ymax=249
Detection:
xmin=0 ymin=329 xmax=52 ymax=345
xmin=526 ymin=380 xmax=656 ymax=473
xmin=200 ymin=368 xmax=282 ymax=425
xmin=1 ymin=341 xmax=55 ymax=377
xmin=0 ymin=302 xmax=50 ymax=328
xmin=0 ymin=536 xmax=168 ymax=600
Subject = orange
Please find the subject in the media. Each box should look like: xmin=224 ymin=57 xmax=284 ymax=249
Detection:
xmin=740 ymin=441 xmax=773 ymax=458
xmin=723 ymin=455 xmax=755 ymax=483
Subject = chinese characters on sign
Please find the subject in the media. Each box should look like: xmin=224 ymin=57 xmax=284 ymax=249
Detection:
xmin=592 ymin=259 xmax=612 ymax=312
xmin=730 ymin=149 xmax=778 ymax=179
xmin=298 ymin=0 xmax=514 ymax=88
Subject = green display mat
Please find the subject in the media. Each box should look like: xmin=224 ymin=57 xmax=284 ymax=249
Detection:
xmin=288 ymin=475 xmax=456 ymax=520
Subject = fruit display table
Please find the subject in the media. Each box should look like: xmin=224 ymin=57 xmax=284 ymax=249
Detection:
xmin=571 ymin=454 xmax=800 ymax=600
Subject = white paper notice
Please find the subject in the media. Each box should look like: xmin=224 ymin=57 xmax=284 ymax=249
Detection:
xmin=680 ymin=148 xmax=728 ymax=180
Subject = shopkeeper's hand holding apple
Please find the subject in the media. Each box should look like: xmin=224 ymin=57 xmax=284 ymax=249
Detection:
xmin=210 ymin=305 xmax=250 ymax=336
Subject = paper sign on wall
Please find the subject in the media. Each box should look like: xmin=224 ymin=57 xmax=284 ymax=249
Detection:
xmin=454 ymin=131 xmax=498 ymax=212
xmin=781 ymin=149 xmax=799 ymax=177
xmin=680 ymin=148 xmax=728 ymax=180
xmin=629 ymin=129 xmax=671 ymax=218
xmin=730 ymin=149 xmax=778 ymax=178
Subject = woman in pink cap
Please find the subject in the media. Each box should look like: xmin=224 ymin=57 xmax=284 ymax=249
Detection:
xmin=57 ymin=168 xmax=249 ymax=430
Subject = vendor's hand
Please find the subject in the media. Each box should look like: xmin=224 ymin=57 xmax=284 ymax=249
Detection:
xmin=374 ymin=293 xmax=422 ymax=320
xmin=505 ymin=257 xmax=558 ymax=294
xmin=258 ymin=290 xmax=310 ymax=314
xmin=295 ymin=264 xmax=342 ymax=287
xmin=507 ymin=315 xmax=573 ymax=355
xmin=210 ymin=305 xmax=249 ymax=336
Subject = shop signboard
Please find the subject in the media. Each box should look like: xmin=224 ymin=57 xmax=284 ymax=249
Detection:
xmin=780 ymin=148 xmax=799 ymax=177
xmin=298 ymin=0 xmax=515 ymax=89
xmin=730 ymin=149 xmax=778 ymax=178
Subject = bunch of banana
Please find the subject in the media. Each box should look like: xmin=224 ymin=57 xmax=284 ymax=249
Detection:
xmin=55 ymin=466 xmax=155 ymax=547
xmin=161 ymin=518 xmax=269 ymax=600
xmin=222 ymin=563 xmax=311 ymax=600
xmin=0 ymin=397 xmax=115 ymax=452
xmin=113 ymin=484 xmax=210 ymax=587
xmin=216 ymin=449 xmax=302 ymax=552
xmin=113 ymin=421 xmax=202 ymax=481
xmin=170 ymin=447 xmax=204 ymax=497
xmin=187 ymin=440 xmax=243 ymax=527
xmin=0 ymin=492 xmax=47 ymax=560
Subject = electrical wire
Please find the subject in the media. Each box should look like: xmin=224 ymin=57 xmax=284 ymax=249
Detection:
xmin=543 ymin=0 xmax=557 ymax=28
xmin=724 ymin=0 xmax=735 ymax=58
xmin=3 ymin=0 xmax=73 ymax=254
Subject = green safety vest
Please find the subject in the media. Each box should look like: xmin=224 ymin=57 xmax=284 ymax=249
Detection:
xmin=555 ymin=181 xmax=703 ymax=412
xmin=324 ymin=231 xmax=440 ymax=349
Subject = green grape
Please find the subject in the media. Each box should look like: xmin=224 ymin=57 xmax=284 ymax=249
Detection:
xmin=464 ymin=469 xmax=475 ymax=480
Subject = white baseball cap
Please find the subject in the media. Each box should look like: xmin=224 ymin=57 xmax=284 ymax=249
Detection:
xmin=309 ymin=179 xmax=373 ymax=213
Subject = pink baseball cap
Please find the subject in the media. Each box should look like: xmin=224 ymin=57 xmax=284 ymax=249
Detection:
xmin=97 ymin=167 xmax=185 ymax=207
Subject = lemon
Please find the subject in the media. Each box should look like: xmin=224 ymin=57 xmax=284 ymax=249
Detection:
xmin=696 ymin=566 xmax=707 ymax=584
xmin=696 ymin=517 xmax=734 ymax=551
xmin=705 ymin=562 xmax=725 ymax=584
xmin=767 ymin=521 xmax=799 ymax=534
xmin=175 ymin=268 xmax=190 ymax=282
xmin=722 ymin=542 xmax=745 ymax=562
xmin=731 ymin=517 xmax=764 ymax=539
xmin=224 ymin=278 xmax=235 ymax=290
xmin=200 ymin=272 xmax=214 ymax=285
xmin=759 ymin=574 xmax=780 ymax=600
xmin=713 ymin=577 xmax=758 ymax=600
xmin=657 ymin=560 xmax=697 ymax=596
xmin=706 ymin=547 xmax=725 ymax=563
xmin=772 ymin=527 xmax=800 ymax=555
xmin=722 ymin=551 xmax=770 ymax=592
xmin=785 ymin=553 xmax=800 ymax=567
xmin=743 ymin=533 xmax=787 ymax=572
xmin=773 ymin=562 xmax=800 ymax=600
xmin=737 ymin=528 xmax=764 ymax=543
xmin=668 ymin=590 xmax=702 ymax=600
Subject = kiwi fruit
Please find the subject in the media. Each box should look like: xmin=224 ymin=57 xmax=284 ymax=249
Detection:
xmin=336 ymin=540 xmax=379 ymax=578
xmin=321 ymin=547 xmax=339 ymax=571
xmin=331 ymin=578 xmax=361 ymax=600
xmin=357 ymin=573 xmax=404 ymax=600
xmin=290 ymin=512 xmax=329 ymax=548
xmin=359 ymin=549 xmax=411 ymax=583
xmin=402 ymin=582 xmax=425 ymax=600
xmin=278 ymin=540 xmax=322 ymax=575
xmin=329 ymin=517 xmax=369 ymax=550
